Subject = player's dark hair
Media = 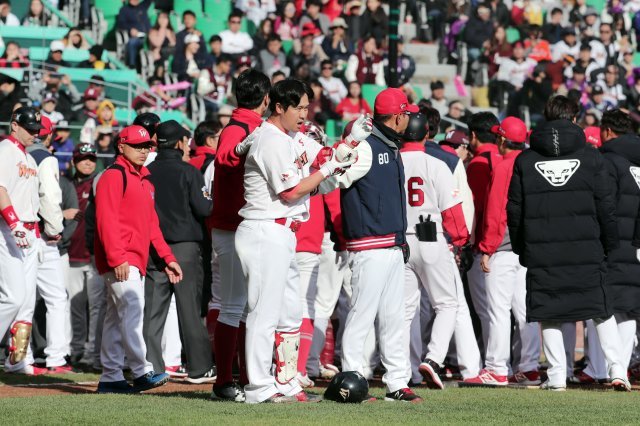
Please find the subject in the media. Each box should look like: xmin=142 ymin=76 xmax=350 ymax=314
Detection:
xmin=235 ymin=69 xmax=271 ymax=110
xmin=268 ymin=79 xmax=313 ymax=114
xmin=419 ymin=105 xmax=440 ymax=139
xmin=468 ymin=112 xmax=499 ymax=144
xmin=504 ymin=141 xmax=525 ymax=151
xmin=544 ymin=95 xmax=580 ymax=121
xmin=601 ymin=109 xmax=634 ymax=135
xmin=194 ymin=119 xmax=222 ymax=147
xmin=217 ymin=53 xmax=233 ymax=64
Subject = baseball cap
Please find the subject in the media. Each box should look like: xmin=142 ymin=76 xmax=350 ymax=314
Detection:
xmin=330 ymin=17 xmax=348 ymax=29
xmin=117 ymin=125 xmax=154 ymax=146
xmin=39 ymin=116 xmax=54 ymax=137
xmin=237 ymin=55 xmax=252 ymax=67
xmin=374 ymin=88 xmax=419 ymax=115
xmin=301 ymin=22 xmax=321 ymax=38
xmin=56 ymin=120 xmax=70 ymax=130
xmin=591 ymin=85 xmax=604 ymax=96
xmin=84 ymin=87 xmax=100 ymax=101
xmin=12 ymin=106 xmax=44 ymax=132
xmin=50 ymin=40 xmax=65 ymax=52
xmin=490 ymin=116 xmax=527 ymax=143
xmin=73 ymin=143 xmax=97 ymax=162
xmin=184 ymin=33 xmax=200 ymax=45
xmin=443 ymin=129 xmax=469 ymax=146
xmin=43 ymin=91 xmax=58 ymax=104
xmin=584 ymin=126 xmax=602 ymax=148
xmin=156 ymin=120 xmax=191 ymax=146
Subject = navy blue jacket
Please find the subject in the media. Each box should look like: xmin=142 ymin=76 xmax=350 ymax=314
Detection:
xmin=424 ymin=140 xmax=459 ymax=173
xmin=116 ymin=0 xmax=152 ymax=33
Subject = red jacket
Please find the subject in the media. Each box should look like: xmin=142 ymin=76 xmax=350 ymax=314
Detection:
xmin=189 ymin=146 xmax=217 ymax=171
xmin=323 ymin=188 xmax=346 ymax=251
xmin=208 ymin=108 xmax=263 ymax=232
xmin=478 ymin=150 xmax=520 ymax=255
xmin=296 ymin=194 xmax=324 ymax=254
xmin=467 ymin=143 xmax=501 ymax=247
xmin=68 ymin=176 xmax=94 ymax=264
xmin=94 ymin=156 xmax=176 ymax=275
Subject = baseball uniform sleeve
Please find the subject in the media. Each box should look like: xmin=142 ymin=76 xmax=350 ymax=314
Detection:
xmin=478 ymin=163 xmax=510 ymax=255
xmin=203 ymin=160 xmax=215 ymax=197
xmin=215 ymin=125 xmax=247 ymax=169
xmin=333 ymin=140 xmax=373 ymax=189
xmin=95 ymin=170 xmax=128 ymax=268
xmin=0 ymin=144 xmax=13 ymax=191
xmin=433 ymin=159 xmax=461 ymax=212
xmin=257 ymin=138 xmax=301 ymax=195
xmin=38 ymin=156 xmax=64 ymax=236
xmin=453 ymin=161 xmax=475 ymax=231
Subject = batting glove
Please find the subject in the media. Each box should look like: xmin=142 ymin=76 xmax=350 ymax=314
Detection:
xmin=235 ymin=130 xmax=258 ymax=156
xmin=11 ymin=222 xmax=31 ymax=249
xmin=320 ymin=156 xmax=356 ymax=178
xmin=345 ymin=114 xmax=373 ymax=146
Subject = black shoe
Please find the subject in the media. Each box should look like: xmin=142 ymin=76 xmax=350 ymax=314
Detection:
xmin=186 ymin=366 xmax=217 ymax=384
xmin=384 ymin=388 xmax=423 ymax=403
xmin=419 ymin=358 xmax=444 ymax=390
xmin=211 ymin=382 xmax=246 ymax=402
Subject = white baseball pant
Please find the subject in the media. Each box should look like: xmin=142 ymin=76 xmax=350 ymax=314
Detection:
xmin=342 ymin=247 xmax=408 ymax=393
xmin=208 ymin=236 xmax=221 ymax=312
xmin=235 ymin=220 xmax=303 ymax=403
xmin=484 ymin=251 xmax=540 ymax=376
xmin=212 ymin=229 xmax=247 ymax=327
xmin=561 ymin=322 xmax=577 ymax=378
xmin=467 ymin=253 xmax=490 ymax=355
xmin=162 ymin=294 xmax=182 ymax=367
xmin=409 ymin=286 xmax=434 ymax=382
xmin=542 ymin=317 xmax=627 ymax=387
xmin=100 ymin=266 xmax=154 ymax=382
xmin=583 ymin=314 xmax=637 ymax=379
xmin=66 ymin=260 xmax=105 ymax=366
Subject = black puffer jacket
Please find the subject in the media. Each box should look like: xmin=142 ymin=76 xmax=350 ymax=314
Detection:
xmin=507 ymin=119 xmax=619 ymax=322
xmin=600 ymin=133 xmax=640 ymax=315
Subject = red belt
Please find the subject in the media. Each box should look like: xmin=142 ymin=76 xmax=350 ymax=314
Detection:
xmin=275 ymin=218 xmax=301 ymax=233
xmin=23 ymin=222 xmax=37 ymax=231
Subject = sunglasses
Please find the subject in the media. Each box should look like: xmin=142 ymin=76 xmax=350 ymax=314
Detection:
xmin=126 ymin=143 xmax=154 ymax=152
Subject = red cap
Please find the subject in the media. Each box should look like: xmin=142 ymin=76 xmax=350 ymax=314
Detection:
xmin=374 ymin=88 xmax=419 ymax=115
xmin=117 ymin=125 xmax=155 ymax=146
xmin=491 ymin=116 xmax=527 ymax=143
xmin=584 ymin=126 xmax=601 ymax=148
xmin=301 ymin=22 xmax=321 ymax=37
xmin=39 ymin=116 xmax=53 ymax=137
xmin=84 ymin=87 xmax=100 ymax=100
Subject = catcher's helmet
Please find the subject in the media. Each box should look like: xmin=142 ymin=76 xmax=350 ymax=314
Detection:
xmin=403 ymin=112 xmax=428 ymax=142
xmin=324 ymin=371 xmax=369 ymax=403
xmin=133 ymin=112 xmax=161 ymax=137
xmin=12 ymin=106 xmax=43 ymax=132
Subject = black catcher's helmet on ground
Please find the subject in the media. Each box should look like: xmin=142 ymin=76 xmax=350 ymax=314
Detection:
xmin=324 ymin=371 xmax=369 ymax=403
xmin=403 ymin=112 xmax=428 ymax=142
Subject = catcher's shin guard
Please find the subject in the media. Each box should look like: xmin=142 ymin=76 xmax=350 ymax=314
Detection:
xmin=9 ymin=321 xmax=32 ymax=364
xmin=274 ymin=330 xmax=300 ymax=384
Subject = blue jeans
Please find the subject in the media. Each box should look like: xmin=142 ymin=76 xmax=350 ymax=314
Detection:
xmin=126 ymin=37 xmax=144 ymax=68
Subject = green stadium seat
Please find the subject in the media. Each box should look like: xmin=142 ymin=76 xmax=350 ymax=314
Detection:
xmin=0 ymin=26 xmax=69 ymax=48
xmin=173 ymin=0 xmax=205 ymax=18
xmin=95 ymin=0 xmax=124 ymax=17
xmin=634 ymin=52 xmax=640 ymax=67
xmin=29 ymin=47 xmax=108 ymax=64
xmin=204 ymin=0 xmax=232 ymax=17
xmin=114 ymin=108 xmax=137 ymax=124
xmin=413 ymin=85 xmax=424 ymax=102
xmin=0 ymin=68 xmax=24 ymax=82
xmin=506 ymin=27 xmax=520 ymax=43
xmin=200 ymin=15 xmax=225 ymax=43
xmin=282 ymin=39 xmax=293 ymax=55
xmin=586 ymin=0 xmax=606 ymax=13
xmin=361 ymin=84 xmax=384 ymax=111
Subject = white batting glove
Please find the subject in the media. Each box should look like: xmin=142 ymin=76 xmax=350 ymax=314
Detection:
xmin=320 ymin=156 xmax=356 ymax=178
xmin=11 ymin=222 xmax=31 ymax=249
xmin=345 ymin=114 xmax=373 ymax=146
xmin=234 ymin=131 xmax=257 ymax=156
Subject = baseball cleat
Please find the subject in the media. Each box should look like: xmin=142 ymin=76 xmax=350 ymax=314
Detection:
xmin=165 ymin=365 xmax=188 ymax=378
xmin=509 ymin=370 xmax=541 ymax=386
xmin=384 ymin=388 xmax=423 ymax=403
xmin=319 ymin=363 xmax=339 ymax=379
xmin=211 ymin=382 xmax=246 ymax=402
xmin=540 ymin=380 xmax=567 ymax=391
xmin=296 ymin=372 xmax=315 ymax=388
xmin=567 ymin=370 xmax=596 ymax=384
xmin=132 ymin=371 xmax=169 ymax=392
xmin=419 ymin=358 xmax=445 ymax=390
xmin=462 ymin=369 xmax=508 ymax=386
xmin=611 ymin=377 xmax=632 ymax=392
xmin=294 ymin=391 xmax=323 ymax=403
xmin=186 ymin=366 xmax=217 ymax=384
xmin=262 ymin=393 xmax=297 ymax=403
xmin=97 ymin=380 xmax=135 ymax=394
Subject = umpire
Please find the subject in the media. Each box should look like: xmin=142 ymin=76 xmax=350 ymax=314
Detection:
xmin=143 ymin=120 xmax=216 ymax=383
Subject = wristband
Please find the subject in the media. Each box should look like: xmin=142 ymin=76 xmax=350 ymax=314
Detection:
xmin=343 ymin=135 xmax=360 ymax=148
xmin=1 ymin=205 xmax=19 ymax=229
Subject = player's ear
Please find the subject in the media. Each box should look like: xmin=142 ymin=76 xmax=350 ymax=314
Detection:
xmin=117 ymin=143 xmax=124 ymax=155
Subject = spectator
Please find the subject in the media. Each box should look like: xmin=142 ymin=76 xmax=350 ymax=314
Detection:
xmin=80 ymin=99 xmax=118 ymax=144
xmin=64 ymin=28 xmax=90 ymax=50
xmin=235 ymin=0 xmax=276 ymax=28
xmin=189 ymin=120 xmax=222 ymax=172
xmin=197 ymin=54 xmax=233 ymax=113
xmin=308 ymin=79 xmax=340 ymax=125
xmin=492 ymin=41 xmax=538 ymax=109
xmin=487 ymin=0 xmax=510 ymax=28
xmin=216 ymin=104 xmax=233 ymax=127
xmin=79 ymin=87 xmax=101 ymax=122
xmin=174 ymin=10 xmax=208 ymax=67
xmin=148 ymin=11 xmax=176 ymax=64
xmin=345 ymin=35 xmax=385 ymax=86
xmin=50 ymin=120 xmax=75 ymax=174
xmin=271 ymin=70 xmax=286 ymax=84
xmin=252 ymin=18 xmax=274 ymax=56
xmin=625 ymin=73 xmax=640 ymax=114
xmin=299 ymin=0 xmax=330 ymax=35
xmin=343 ymin=0 xmax=364 ymax=42
xmin=0 ymin=73 xmax=19 ymax=119
xmin=511 ymin=65 xmax=553 ymax=123
xmin=40 ymin=91 xmax=64 ymax=124
xmin=568 ymin=43 xmax=599 ymax=81
xmin=360 ymin=0 xmax=388 ymax=46
xmin=22 ymin=0 xmax=49 ymax=26
xmin=219 ymin=11 xmax=254 ymax=57
xmin=0 ymin=0 xmax=20 ymax=26
xmin=439 ymin=100 xmax=467 ymax=133
xmin=597 ymin=64 xmax=627 ymax=107
xmin=429 ymin=80 xmax=448 ymax=117
xmin=259 ymin=34 xmax=288 ymax=77
xmin=523 ymin=25 xmax=552 ymax=63
xmin=542 ymin=8 xmax=564 ymax=44
xmin=584 ymin=85 xmax=615 ymax=114
xmin=287 ymin=27 xmax=327 ymax=79
xmin=483 ymin=26 xmax=513 ymax=79
xmin=116 ymin=0 xmax=152 ymax=68
xmin=174 ymin=33 xmax=209 ymax=82
xmin=95 ymin=127 xmax=116 ymax=171
xmin=562 ymin=64 xmax=588 ymax=94
xmin=590 ymin=23 xmax=620 ymax=68
xmin=0 ymin=41 xmax=29 ymax=68
xmin=336 ymin=80 xmax=372 ymax=121
xmin=318 ymin=60 xmax=347 ymax=106
xmin=463 ymin=3 xmax=494 ymax=65
xmin=78 ymin=45 xmax=107 ymax=70
xmin=321 ymin=17 xmax=352 ymax=66
xmin=552 ymin=27 xmax=580 ymax=62
xmin=208 ymin=35 xmax=222 ymax=65
xmin=45 ymin=40 xmax=70 ymax=71
xmin=274 ymin=1 xmax=299 ymax=40
xmin=383 ymin=37 xmax=415 ymax=87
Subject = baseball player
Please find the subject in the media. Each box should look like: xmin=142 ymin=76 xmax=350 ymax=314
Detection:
xmin=210 ymin=70 xmax=271 ymax=402
xmin=463 ymin=117 xmax=541 ymax=387
xmin=236 ymin=79 xmax=354 ymax=403
xmin=94 ymin=125 xmax=183 ymax=394
xmin=400 ymin=112 xmax=481 ymax=390
xmin=0 ymin=107 xmax=42 ymax=374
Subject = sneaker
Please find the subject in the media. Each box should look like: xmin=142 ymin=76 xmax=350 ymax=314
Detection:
xmin=384 ymin=388 xmax=423 ymax=403
xmin=319 ymin=363 xmax=339 ymax=379
xmin=294 ymin=391 xmax=322 ymax=403
xmin=462 ymin=369 xmax=508 ymax=387
xmin=262 ymin=393 xmax=297 ymax=403
xmin=611 ymin=377 xmax=631 ymax=392
xmin=567 ymin=370 xmax=596 ymax=384
xmin=47 ymin=363 xmax=77 ymax=374
xmin=540 ymin=380 xmax=566 ymax=391
xmin=509 ymin=370 xmax=541 ymax=386
xmin=165 ymin=365 xmax=188 ymax=378
xmin=132 ymin=371 xmax=169 ymax=392
xmin=296 ymin=372 xmax=315 ymax=388
xmin=186 ymin=367 xmax=217 ymax=384
xmin=211 ymin=382 xmax=246 ymax=402
xmin=419 ymin=358 xmax=445 ymax=390
xmin=97 ymin=380 xmax=134 ymax=394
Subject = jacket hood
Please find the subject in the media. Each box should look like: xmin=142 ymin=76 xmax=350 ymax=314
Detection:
xmin=529 ymin=119 xmax=586 ymax=157
xmin=372 ymin=119 xmax=401 ymax=149
xmin=600 ymin=133 xmax=640 ymax=166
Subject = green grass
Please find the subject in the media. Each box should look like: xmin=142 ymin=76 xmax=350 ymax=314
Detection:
xmin=0 ymin=371 xmax=100 ymax=386
xmin=0 ymin=382 xmax=639 ymax=425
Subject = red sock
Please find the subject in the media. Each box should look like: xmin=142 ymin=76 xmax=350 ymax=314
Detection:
xmin=321 ymin=321 xmax=335 ymax=366
xmin=237 ymin=322 xmax=248 ymax=386
xmin=206 ymin=309 xmax=219 ymax=356
xmin=297 ymin=318 xmax=314 ymax=375
xmin=214 ymin=322 xmax=238 ymax=385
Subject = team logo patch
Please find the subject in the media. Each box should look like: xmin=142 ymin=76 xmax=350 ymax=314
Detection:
xmin=294 ymin=151 xmax=308 ymax=170
xmin=339 ymin=388 xmax=350 ymax=401
xmin=535 ymin=159 xmax=580 ymax=187
xmin=630 ymin=166 xmax=640 ymax=189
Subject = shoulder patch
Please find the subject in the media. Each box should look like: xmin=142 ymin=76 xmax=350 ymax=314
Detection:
xmin=630 ymin=166 xmax=640 ymax=190
xmin=534 ymin=159 xmax=581 ymax=187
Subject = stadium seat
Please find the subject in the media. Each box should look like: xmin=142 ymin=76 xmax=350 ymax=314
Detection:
xmin=173 ymin=0 xmax=205 ymax=18
xmin=506 ymin=27 xmax=520 ymax=43
xmin=361 ymin=84 xmax=384 ymax=111
xmin=204 ymin=0 xmax=232 ymax=17
xmin=200 ymin=15 xmax=226 ymax=44
xmin=29 ymin=47 xmax=108 ymax=64
xmin=114 ymin=107 xmax=137 ymax=124
xmin=586 ymin=0 xmax=606 ymax=13
xmin=282 ymin=40 xmax=294 ymax=55
xmin=0 ymin=26 xmax=69 ymax=48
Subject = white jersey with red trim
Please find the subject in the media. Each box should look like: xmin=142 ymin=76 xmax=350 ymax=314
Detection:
xmin=400 ymin=145 xmax=460 ymax=234
xmin=0 ymin=137 xmax=39 ymax=223
xmin=239 ymin=121 xmax=322 ymax=221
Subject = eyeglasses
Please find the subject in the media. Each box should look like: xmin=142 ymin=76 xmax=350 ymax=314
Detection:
xmin=126 ymin=143 xmax=153 ymax=152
